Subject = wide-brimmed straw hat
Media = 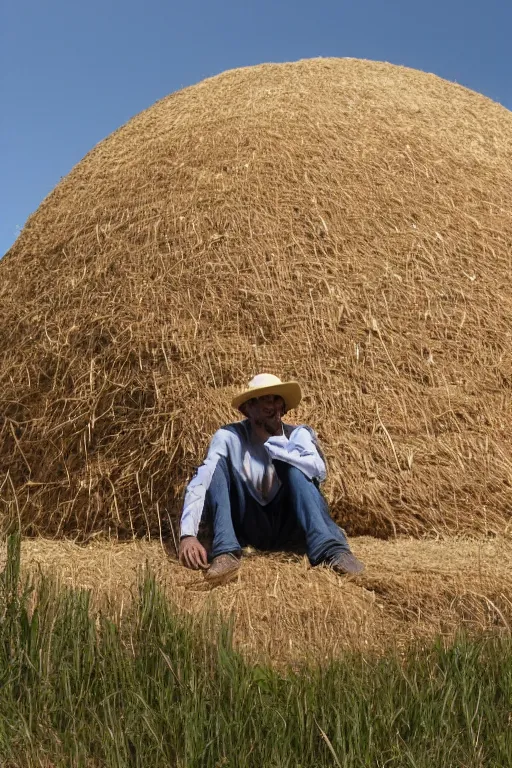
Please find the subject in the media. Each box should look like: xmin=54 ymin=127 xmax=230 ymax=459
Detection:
xmin=232 ymin=373 xmax=302 ymax=413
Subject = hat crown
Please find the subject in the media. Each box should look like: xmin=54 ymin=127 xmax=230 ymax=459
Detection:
xmin=248 ymin=373 xmax=282 ymax=389
xmin=231 ymin=373 xmax=301 ymax=412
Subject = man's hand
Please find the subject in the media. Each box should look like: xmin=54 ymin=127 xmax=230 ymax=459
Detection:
xmin=179 ymin=536 xmax=209 ymax=570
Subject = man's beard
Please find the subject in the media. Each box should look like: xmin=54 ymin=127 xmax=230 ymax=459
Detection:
xmin=256 ymin=415 xmax=282 ymax=436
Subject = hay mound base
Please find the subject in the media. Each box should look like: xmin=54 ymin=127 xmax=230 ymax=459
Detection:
xmin=10 ymin=537 xmax=512 ymax=667
xmin=1 ymin=58 xmax=512 ymax=537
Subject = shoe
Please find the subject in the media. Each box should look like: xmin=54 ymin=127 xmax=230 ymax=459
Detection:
xmin=204 ymin=553 xmax=241 ymax=585
xmin=329 ymin=551 xmax=365 ymax=576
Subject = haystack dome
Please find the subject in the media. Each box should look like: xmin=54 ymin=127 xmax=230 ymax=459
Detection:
xmin=1 ymin=58 xmax=512 ymax=538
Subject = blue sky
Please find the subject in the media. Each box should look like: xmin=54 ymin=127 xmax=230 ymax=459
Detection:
xmin=1 ymin=0 xmax=511 ymax=257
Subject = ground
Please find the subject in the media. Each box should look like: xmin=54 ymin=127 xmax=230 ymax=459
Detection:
xmin=7 ymin=535 xmax=511 ymax=668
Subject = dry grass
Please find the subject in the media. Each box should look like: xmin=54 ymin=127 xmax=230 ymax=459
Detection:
xmin=1 ymin=58 xmax=512 ymax=538
xmin=6 ymin=536 xmax=511 ymax=667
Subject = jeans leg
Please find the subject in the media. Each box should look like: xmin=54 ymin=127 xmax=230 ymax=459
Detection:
xmin=206 ymin=458 xmax=244 ymax=558
xmin=274 ymin=461 xmax=350 ymax=565
xmin=206 ymin=458 xmax=275 ymax=557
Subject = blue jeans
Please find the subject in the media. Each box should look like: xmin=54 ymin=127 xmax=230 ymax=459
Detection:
xmin=204 ymin=457 xmax=350 ymax=565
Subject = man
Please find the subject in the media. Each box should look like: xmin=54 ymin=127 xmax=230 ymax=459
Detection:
xmin=179 ymin=373 xmax=364 ymax=583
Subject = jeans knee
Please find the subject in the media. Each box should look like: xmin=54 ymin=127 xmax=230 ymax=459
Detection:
xmin=287 ymin=465 xmax=309 ymax=485
xmin=206 ymin=457 xmax=230 ymax=496
xmin=275 ymin=461 xmax=312 ymax=487
xmin=213 ymin=456 xmax=229 ymax=475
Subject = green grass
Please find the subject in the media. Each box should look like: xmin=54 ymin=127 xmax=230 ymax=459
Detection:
xmin=0 ymin=535 xmax=511 ymax=768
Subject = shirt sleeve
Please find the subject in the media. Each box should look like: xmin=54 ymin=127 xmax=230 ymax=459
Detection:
xmin=180 ymin=429 xmax=230 ymax=538
xmin=265 ymin=425 xmax=327 ymax=482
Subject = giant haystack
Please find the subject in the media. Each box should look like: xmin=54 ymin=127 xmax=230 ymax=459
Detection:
xmin=1 ymin=58 xmax=512 ymax=538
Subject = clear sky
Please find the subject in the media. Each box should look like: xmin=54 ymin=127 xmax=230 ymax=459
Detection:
xmin=1 ymin=0 xmax=511 ymax=257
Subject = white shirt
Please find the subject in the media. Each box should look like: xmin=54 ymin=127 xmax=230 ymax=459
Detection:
xmin=180 ymin=420 xmax=327 ymax=538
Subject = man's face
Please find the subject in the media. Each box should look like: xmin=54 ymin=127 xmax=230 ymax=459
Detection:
xmin=243 ymin=394 xmax=286 ymax=436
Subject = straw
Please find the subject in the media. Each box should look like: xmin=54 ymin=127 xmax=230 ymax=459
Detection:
xmin=7 ymin=536 xmax=511 ymax=667
xmin=1 ymin=58 xmax=511 ymax=538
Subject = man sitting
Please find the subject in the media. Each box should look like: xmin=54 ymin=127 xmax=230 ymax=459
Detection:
xmin=179 ymin=373 xmax=364 ymax=583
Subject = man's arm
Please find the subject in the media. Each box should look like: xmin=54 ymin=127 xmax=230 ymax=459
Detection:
xmin=179 ymin=428 xmax=231 ymax=569
xmin=265 ymin=425 xmax=327 ymax=482
xmin=180 ymin=429 xmax=230 ymax=538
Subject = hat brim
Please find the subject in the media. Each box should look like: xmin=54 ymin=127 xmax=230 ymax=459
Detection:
xmin=232 ymin=381 xmax=302 ymax=413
